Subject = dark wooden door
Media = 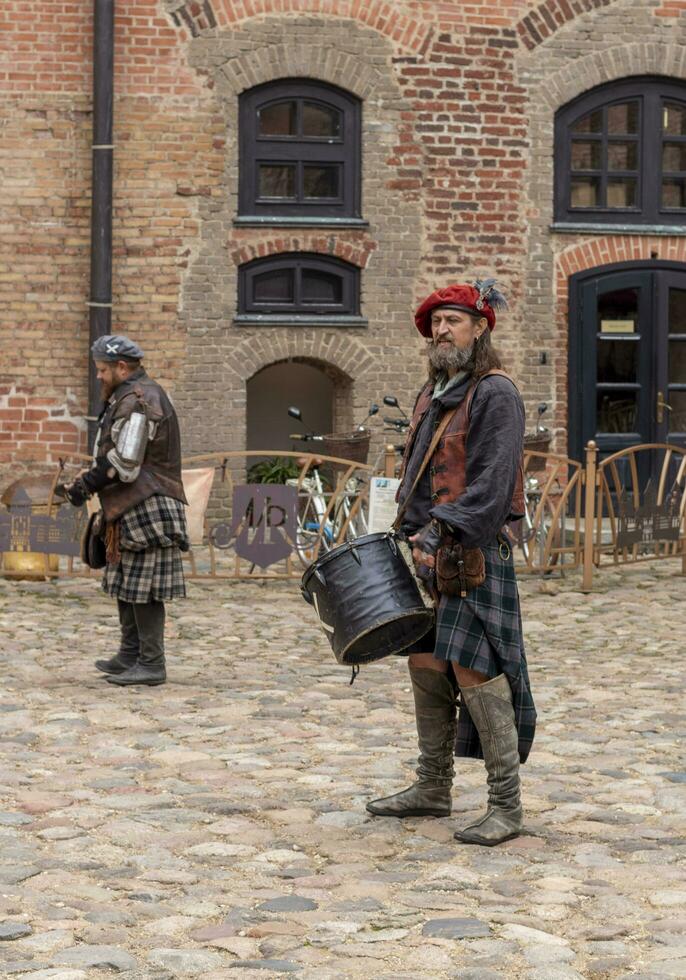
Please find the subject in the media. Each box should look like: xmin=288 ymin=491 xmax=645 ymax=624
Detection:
xmin=573 ymin=264 xmax=686 ymax=490
xmin=655 ymin=271 xmax=686 ymax=449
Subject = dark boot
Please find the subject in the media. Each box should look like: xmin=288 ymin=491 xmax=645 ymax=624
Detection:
xmin=107 ymin=600 xmax=166 ymax=687
xmin=95 ymin=600 xmax=139 ymax=674
xmin=454 ymin=673 xmax=523 ymax=846
xmin=366 ymin=667 xmax=456 ymax=818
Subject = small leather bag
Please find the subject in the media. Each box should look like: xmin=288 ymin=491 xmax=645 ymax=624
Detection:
xmin=81 ymin=509 xmax=107 ymax=569
xmin=435 ymin=539 xmax=485 ymax=597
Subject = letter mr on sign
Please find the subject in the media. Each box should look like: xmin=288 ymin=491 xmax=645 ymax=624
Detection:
xmin=229 ymin=485 xmax=298 ymax=567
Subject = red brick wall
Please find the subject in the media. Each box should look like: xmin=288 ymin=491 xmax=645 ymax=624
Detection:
xmin=2 ymin=0 xmax=686 ymax=483
xmin=0 ymin=386 xmax=83 ymax=471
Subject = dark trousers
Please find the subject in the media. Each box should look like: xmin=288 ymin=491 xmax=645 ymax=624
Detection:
xmin=118 ymin=599 xmax=165 ymax=665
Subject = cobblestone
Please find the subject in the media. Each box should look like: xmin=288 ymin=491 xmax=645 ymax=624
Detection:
xmin=0 ymin=560 xmax=684 ymax=978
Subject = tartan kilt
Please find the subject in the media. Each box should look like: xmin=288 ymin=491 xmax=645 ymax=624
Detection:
xmin=103 ymin=495 xmax=188 ymax=604
xmin=434 ymin=539 xmax=536 ymax=763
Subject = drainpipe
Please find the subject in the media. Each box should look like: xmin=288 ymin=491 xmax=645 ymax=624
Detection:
xmin=87 ymin=0 xmax=114 ymax=449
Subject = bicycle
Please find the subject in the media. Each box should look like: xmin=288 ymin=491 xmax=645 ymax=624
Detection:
xmin=511 ymin=403 xmax=562 ymax=566
xmin=367 ymin=394 xmax=411 ymax=475
xmin=287 ymin=406 xmax=375 ymax=566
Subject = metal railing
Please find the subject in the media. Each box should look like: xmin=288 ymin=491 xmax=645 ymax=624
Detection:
xmin=1 ymin=443 xmax=684 ymax=591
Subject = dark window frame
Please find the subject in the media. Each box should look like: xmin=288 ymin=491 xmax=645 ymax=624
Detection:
xmin=238 ymin=252 xmax=361 ymax=320
xmin=555 ymin=77 xmax=686 ymax=226
xmin=239 ymin=79 xmax=361 ymax=219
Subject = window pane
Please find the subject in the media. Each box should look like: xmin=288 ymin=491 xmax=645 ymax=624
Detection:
xmin=302 ymin=102 xmax=341 ymax=138
xmin=571 ymin=141 xmax=601 ymax=170
xmin=663 ymin=143 xmax=686 ymax=172
xmin=669 ymin=340 xmax=686 ymax=384
xmin=596 ymin=391 xmax=638 ymax=433
xmin=663 ymin=102 xmax=686 ymax=136
xmin=571 ymin=176 xmax=600 ymax=207
xmin=597 ymin=287 xmax=639 ymax=333
xmin=258 ymin=101 xmax=296 ymax=137
xmin=607 ymin=141 xmax=638 ymax=171
xmin=669 ymin=390 xmax=686 ymax=433
xmin=607 ymin=178 xmax=637 ymax=207
xmin=253 ymin=269 xmax=294 ymax=303
xmin=662 ymin=178 xmax=686 ymax=208
xmin=303 ymin=165 xmax=339 ymax=199
xmin=572 ymin=109 xmax=602 ymax=134
xmin=597 ymin=340 xmax=638 ymax=383
xmin=607 ymin=101 xmax=639 ymax=135
xmin=258 ymin=164 xmax=296 ymax=199
xmin=301 ymin=270 xmax=343 ymax=304
xmin=668 ymin=288 xmax=686 ymax=334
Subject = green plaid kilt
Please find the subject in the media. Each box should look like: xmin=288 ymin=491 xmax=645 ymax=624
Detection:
xmin=103 ymin=495 xmax=189 ymax=604
xmin=434 ymin=540 xmax=536 ymax=763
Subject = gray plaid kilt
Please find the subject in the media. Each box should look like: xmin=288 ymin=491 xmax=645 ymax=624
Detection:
xmin=103 ymin=494 xmax=189 ymax=604
xmin=434 ymin=540 xmax=536 ymax=764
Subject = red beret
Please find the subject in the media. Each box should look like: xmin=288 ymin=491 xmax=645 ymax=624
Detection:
xmin=414 ymin=283 xmax=498 ymax=337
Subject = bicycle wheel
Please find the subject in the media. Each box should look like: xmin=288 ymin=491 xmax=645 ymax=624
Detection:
xmin=515 ymin=507 xmax=537 ymax=563
xmin=536 ymin=495 xmax=561 ymax=567
xmin=343 ymin=494 xmax=368 ymax=541
xmin=295 ymin=520 xmax=333 ymax=567
xmin=294 ymin=486 xmax=333 ymax=568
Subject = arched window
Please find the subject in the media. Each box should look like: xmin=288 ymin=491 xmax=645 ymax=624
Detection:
xmin=239 ymin=79 xmax=361 ymax=221
xmin=555 ymin=77 xmax=686 ymax=225
xmin=236 ymin=253 xmax=363 ymax=325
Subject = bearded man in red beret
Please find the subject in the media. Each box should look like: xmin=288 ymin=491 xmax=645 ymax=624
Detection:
xmin=366 ymin=280 xmax=536 ymax=846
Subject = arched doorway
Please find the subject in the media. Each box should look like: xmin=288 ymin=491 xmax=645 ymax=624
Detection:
xmin=246 ymin=359 xmax=338 ymax=454
xmin=569 ymin=259 xmax=686 ymax=484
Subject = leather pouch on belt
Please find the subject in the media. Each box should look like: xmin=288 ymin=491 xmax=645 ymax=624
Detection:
xmin=436 ymin=540 xmax=485 ymax=597
xmin=81 ymin=510 xmax=107 ymax=570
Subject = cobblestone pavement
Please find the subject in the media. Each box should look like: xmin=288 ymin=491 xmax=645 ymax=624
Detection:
xmin=0 ymin=560 xmax=685 ymax=980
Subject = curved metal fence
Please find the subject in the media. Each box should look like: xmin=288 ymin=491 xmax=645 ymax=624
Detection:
xmin=1 ymin=443 xmax=684 ymax=591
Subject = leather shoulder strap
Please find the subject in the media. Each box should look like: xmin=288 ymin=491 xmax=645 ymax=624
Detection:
xmin=464 ymin=369 xmax=519 ymax=420
xmin=392 ymin=407 xmax=457 ymax=531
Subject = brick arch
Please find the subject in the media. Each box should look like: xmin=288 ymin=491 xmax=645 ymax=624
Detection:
xmin=247 ymin=354 xmax=352 ymax=386
xmin=516 ymin=0 xmax=616 ymax=52
xmin=204 ymin=40 xmax=396 ymax=102
xmin=539 ymin=43 xmax=686 ymax=110
xmin=171 ymin=0 xmax=431 ymax=55
xmin=230 ymin=237 xmax=376 ymax=269
xmin=229 ymin=331 xmax=375 ymax=385
xmin=556 ymin=236 xmax=686 ymax=299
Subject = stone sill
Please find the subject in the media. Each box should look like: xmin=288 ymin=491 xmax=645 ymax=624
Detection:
xmin=233 ymin=216 xmax=369 ymax=229
xmin=550 ymin=222 xmax=686 ymax=236
xmin=233 ymin=315 xmax=368 ymax=328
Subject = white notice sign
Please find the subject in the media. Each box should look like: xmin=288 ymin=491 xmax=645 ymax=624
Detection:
xmin=368 ymin=476 xmax=401 ymax=533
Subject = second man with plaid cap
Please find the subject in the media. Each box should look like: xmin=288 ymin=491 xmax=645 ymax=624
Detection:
xmin=366 ymin=281 xmax=536 ymax=846
xmin=63 ymin=335 xmax=189 ymax=686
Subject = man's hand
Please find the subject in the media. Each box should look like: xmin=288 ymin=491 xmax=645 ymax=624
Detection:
xmin=62 ymin=477 xmax=90 ymax=508
xmin=409 ymin=542 xmax=436 ymax=570
xmin=408 ymin=520 xmax=445 ymax=596
xmin=409 ymin=520 xmax=444 ymax=560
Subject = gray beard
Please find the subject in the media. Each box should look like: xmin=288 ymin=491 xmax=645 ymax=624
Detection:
xmin=428 ymin=341 xmax=474 ymax=374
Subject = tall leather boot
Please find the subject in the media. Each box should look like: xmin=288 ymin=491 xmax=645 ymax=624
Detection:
xmin=107 ymin=600 xmax=166 ymax=687
xmin=95 ymin=600 xmax=139 ymax=674
xmin=366 ymin=667 xmax=456 ymax=818
xmin=454 ymin=673 xmax=522 ymax=845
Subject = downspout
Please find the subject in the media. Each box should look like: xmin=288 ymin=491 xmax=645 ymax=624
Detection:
xmin=87 ymin=0 xmax=114 ymax=449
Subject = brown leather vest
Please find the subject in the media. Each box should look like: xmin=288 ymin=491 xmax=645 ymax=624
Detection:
xmin=398 ymin=369 xmax=525 ymax=519
xmin=97 ymin=370 xmax=187 ymax=523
